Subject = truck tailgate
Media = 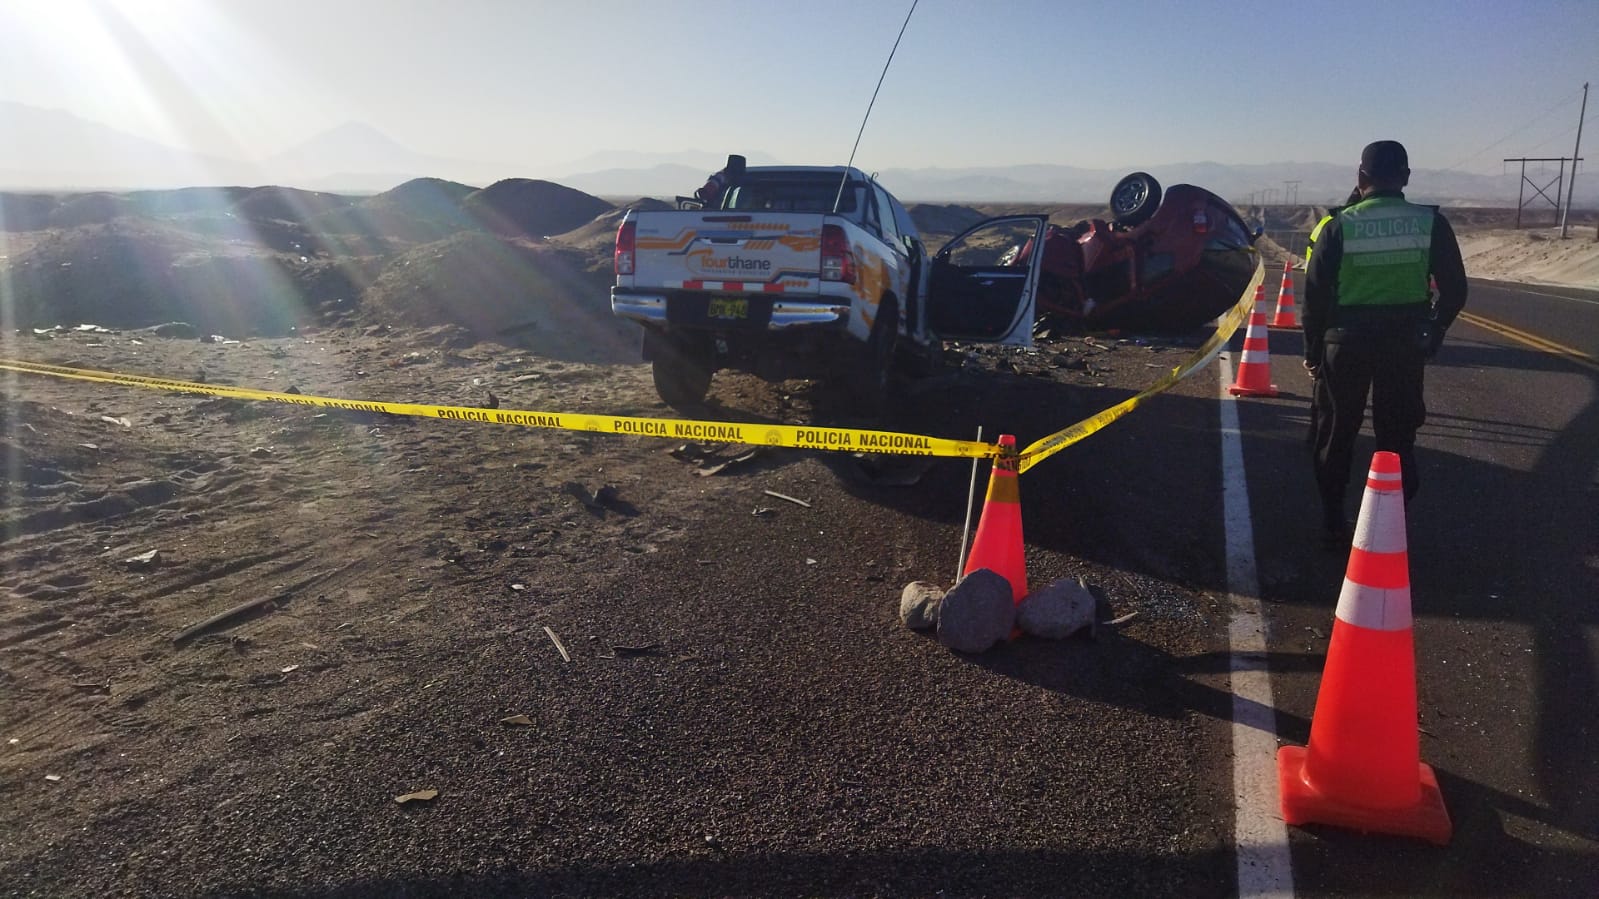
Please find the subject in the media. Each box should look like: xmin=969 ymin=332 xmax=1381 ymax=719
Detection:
xmin=631 ymin=212 xmax=822 ymax=293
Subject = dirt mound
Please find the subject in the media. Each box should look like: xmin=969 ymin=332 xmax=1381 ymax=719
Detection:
xmin=125 ymin=186 xmax=253 ymax=217
xmin=362 ymin=231 xmax=637 ymax=362
xmin=6 ymin=220 xmax=368 ymax=334
xmin=371 ymin=177 xmax=479 ymax=211
xmin=553 ymin=197 xmax=673 ymax=254
xmin=0 ymin=192 xmax=59 ymax=231
xmin=232 ymin=186 xmax=355 ymax=224
xmin=45 ymin=192 xmax=135 ymax=228
xmin=310 ymin=178 xmax=483 ymax=245
xmin=907 ymin=203 xmax=986 ymax=238
xmin=462 ymin=179 xmax=614 ymax=240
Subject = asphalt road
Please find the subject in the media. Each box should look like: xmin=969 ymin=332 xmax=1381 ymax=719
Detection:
xmin=1234 ymin=274 xmax=1599 ymax=897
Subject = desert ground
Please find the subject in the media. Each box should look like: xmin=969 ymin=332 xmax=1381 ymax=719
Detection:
xmin=1 ymin=179 xmax=1595 ymax=897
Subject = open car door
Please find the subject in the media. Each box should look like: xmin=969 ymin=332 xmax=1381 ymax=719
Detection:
xmin=925 ymin=215 xmax=1048 ymax=345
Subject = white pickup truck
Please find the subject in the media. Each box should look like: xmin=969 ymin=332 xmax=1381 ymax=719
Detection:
xmin=611 ymin=164 xmax=1049 ymax=409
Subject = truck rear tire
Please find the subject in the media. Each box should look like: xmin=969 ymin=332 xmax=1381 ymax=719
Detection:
xmin=649 ymin=333 xmax=714 ymax=410
xmin=855 ymin=298 xmax=899 ymax=415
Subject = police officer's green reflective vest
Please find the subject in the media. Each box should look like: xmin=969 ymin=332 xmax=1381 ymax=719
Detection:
xmin=1334 ymin=196 xmax=1433 ymax=307
xmin=1305 ymin=213 xmax=1334 ymax=264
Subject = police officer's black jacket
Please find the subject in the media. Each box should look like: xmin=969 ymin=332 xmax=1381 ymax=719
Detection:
xmin=1302 ymin=189 xmax=1469 ymax=364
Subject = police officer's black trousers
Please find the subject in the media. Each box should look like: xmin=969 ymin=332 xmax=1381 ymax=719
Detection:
xmin=1310 ymin=332 xmax=1426 ymax=526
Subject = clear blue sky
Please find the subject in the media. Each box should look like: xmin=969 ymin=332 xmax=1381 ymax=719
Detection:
xmin=2 ymin=0 xmax=1595 ymax=175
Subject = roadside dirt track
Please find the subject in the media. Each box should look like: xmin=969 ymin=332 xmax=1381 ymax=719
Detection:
xmin=2 ymin=317 xmax=1249 ymax=897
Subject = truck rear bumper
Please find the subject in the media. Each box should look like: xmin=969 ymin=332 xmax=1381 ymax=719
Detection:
xmin=612 ymin=290 xmax=850 ymax=330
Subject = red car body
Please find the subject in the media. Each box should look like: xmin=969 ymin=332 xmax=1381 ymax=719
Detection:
xmin=1021 ymin=176 xmax=1259 ymax=332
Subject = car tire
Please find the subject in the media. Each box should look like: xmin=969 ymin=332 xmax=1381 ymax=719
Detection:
xmin=649 ymin=333 xmax=714 ymax=410
xmin=1110 ymin=172 xmax=1162 ymax=227
xmin=856 ymin=298 xmax=899 ymax=415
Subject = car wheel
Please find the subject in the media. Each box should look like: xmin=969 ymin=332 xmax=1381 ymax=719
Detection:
xmin=649 ymin=333 xmax=714 ymax=410
xmin=1110 ymin=172 xmax=1162 ymax=227
xmin=856 ymin=298 xmax=899 ymax=415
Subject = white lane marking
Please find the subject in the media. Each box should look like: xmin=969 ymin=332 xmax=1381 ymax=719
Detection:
xmin=1473 ymin=280 xmax=1599 ymax=306
xmin=1219 ymin=352 xmax=1295 ymax=898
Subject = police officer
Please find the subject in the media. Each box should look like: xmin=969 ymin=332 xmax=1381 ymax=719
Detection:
xmin=1302 ymin=140 xmax=1468 ymax=545
xmin=1304 ymin=188 xmax=1363 ymax=266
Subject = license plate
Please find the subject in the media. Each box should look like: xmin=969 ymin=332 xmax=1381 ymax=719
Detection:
xmin=707 ymin=297 xmax=749 ymax=320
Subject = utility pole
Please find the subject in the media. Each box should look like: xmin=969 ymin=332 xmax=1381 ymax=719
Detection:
xmin=1503 ymin=156 xmax=1578 ymax=228
xmin=1284 ymin=180 xmax=1301 ymax=206
xmin=1561 ymin=81 xmax=1587 ymax=239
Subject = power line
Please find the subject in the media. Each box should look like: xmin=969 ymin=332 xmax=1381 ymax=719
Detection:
xmin=1440 ymin=86 xmax=1586 ymax=173
xmin=1526 ymin=110 xmax=1599 ymax=157
xmin=837 ymin=0 xmax=919 ymax=213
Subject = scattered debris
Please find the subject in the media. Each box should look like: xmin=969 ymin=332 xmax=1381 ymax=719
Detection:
xmin=393 ymin=789 xmax=438 ymax=804
xmin=752 ymin=507 xmax=774 ymax=517
xmin=44 ymin=775 xmax=62 ymax=783
xmin=500 ymin=714 xmax=534 ymax=727
xmin=69 ymin=682 xmax=111 ymax=694
xmin=1107 ymin=610 xmax=1140 ymax=627
xmin=172 ymin=594 xmax=284 ymax=644
xmin=150 ymin=321 xmax=198 ymax=339
xmin=694 ymin=447 xmax=763 ymax=476
xmin=849 ymin=453 xmax=934 ymax=487
xmin=99 ymin=415 xmax=131 ymax=428
xmin=611 ymin=644 xmax=660 ymax=656
xmin=762 ymin=489 xmax=811 ymax=508
xmin=669 ymin=442 xmax=707 ymax=461
xmin=280 ymin=665 xmax=300 ymax=674
xmin=121 ymin=549 xmax=162 ymax=570
xmin=543 ymin=626 xmax=571 ymax=663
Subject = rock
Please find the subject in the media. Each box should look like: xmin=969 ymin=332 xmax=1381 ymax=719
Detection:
xmin=899 ymin=581 xmax=944 ymax=631
xmin=149 ymin=321 xmax=198 ymax=339
xmin=937 ymin=569 xmax=1014 ymax=653
xmin=1017 ymin=577 xmax=1097 ymax=639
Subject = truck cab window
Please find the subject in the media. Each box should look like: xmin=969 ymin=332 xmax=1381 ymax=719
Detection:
xmin=872 ymin=184 xmax=900 ymax=249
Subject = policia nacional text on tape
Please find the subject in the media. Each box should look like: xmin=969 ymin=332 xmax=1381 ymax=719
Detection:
xmin=0 ymin=259 xmax=1260 ymax=474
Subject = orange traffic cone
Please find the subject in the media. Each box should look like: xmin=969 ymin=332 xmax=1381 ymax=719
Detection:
xmin=962 ymin=435 xmax=1026 ymax=603
xmin=1277 ymin=451 xmax=1452 ymax=845
xmin=1271 ymin=260 xmax=1299 ymax=328
xmin=1228 ymin=283 xmax=1279 ymax=397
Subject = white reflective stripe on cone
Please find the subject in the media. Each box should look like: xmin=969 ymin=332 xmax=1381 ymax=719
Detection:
xmin=1352 ymin=490 xmax=1408 ymax=553
xmin=1335 ymin=582 xmax=1414 ymax=631
xmin=1238 ymin=350 xmax=1271 ymax=364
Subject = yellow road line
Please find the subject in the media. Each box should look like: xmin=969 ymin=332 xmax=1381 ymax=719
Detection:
xmin=1457 ymin=311 xmax=1599 ymax=373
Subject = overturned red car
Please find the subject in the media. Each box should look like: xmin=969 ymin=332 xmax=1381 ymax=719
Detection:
xmin=1010 ymin=173 xmax=1259 ymax=332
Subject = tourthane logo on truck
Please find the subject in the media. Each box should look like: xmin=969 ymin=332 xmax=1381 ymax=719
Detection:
xmin=688 ymin=248 xmax=773 ymax=276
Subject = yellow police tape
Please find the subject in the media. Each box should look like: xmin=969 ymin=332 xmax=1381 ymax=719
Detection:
xmin=1017 ymin=259 xmax=1264 ymax=473
xmin=0 ymin=259 xmax=1261 ymax=473
xmin=0 ymin=357 xmax=992 ymax=458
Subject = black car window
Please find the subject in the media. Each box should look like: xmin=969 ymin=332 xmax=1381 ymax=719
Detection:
xmin=723 ymin=176 xmax=859 ymax=214
xmin=872 ymin=183 xmax=900 ymax=248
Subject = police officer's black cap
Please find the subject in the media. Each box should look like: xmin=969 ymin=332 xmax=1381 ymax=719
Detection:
xmin=1360 ymin=141 xmax=1409 ymax=181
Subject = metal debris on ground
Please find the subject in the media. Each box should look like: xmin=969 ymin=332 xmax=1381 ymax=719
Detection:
xmin=762 ymin=490 xmax=811 ymax=508
xmin=543 ymin=626 xmax=571 ymax=663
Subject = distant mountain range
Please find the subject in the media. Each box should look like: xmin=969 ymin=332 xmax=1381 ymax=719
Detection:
xmin=3 ymin=102 xmax=1593 ymax=208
